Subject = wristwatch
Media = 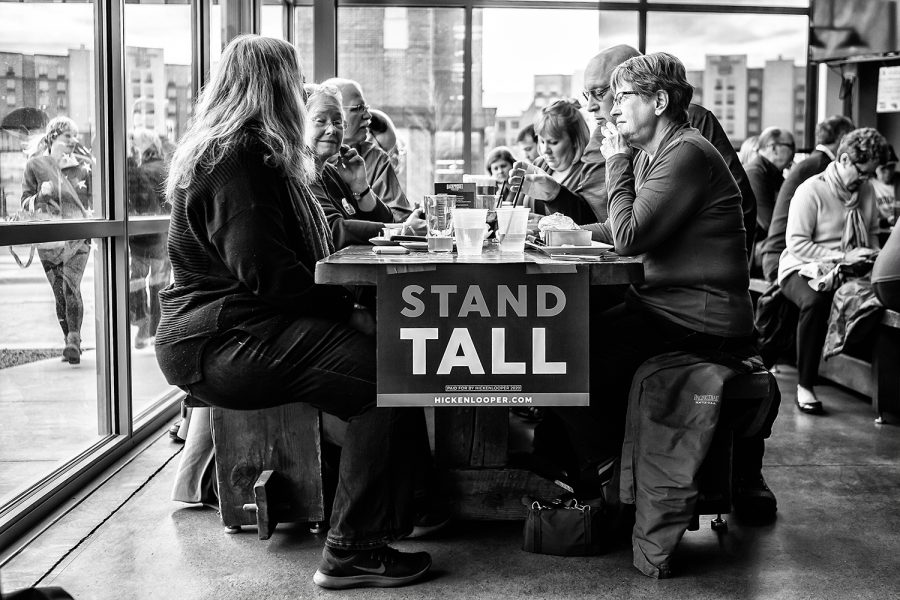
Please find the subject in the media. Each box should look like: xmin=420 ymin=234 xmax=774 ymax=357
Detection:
xmin=352 ymin=186 xmax=371 ymax=200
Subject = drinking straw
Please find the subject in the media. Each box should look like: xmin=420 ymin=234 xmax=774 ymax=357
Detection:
xmin=497 ymin=179 xmax=509 ymax=207
xmin=511 ymin=174 xmax=523 ymax=208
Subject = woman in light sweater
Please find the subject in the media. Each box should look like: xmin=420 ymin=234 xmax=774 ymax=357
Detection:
xmin=778 ymin=127 xmax=889 ymax=414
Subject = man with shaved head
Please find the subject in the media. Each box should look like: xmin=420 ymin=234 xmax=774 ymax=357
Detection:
xmin=580 ymin=45 xmax=757 ymax=258
xmin=322 ymin=78 xmax=412 ymax=221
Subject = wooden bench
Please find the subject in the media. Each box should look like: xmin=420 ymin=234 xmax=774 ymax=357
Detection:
xmin=210 ymin=403 xmax=325 ymax=539
xmin=817 ymin=308 xmax=900 ymax=423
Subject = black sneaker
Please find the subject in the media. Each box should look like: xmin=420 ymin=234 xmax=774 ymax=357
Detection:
xmin=733 ymin=472 xmax=777 ymax=522
xmin=313 ymin=545 xmax=432 ymax=589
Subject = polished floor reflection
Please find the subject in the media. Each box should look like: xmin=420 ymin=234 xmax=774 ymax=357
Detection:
xmin=3 ymin=366 xmax=900 ymax=599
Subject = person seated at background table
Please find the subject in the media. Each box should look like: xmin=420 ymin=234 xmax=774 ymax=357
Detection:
xmin=759 ymin=115 xmax=856 ymax=282
xmin=322 ymin=77 xmax=413 ymax=222
xmin=304 ymin=85 xmax=424 ymax=248
xmin=516 ymin=124 xmax=540 ymax=163
xmin=510 ymin=98 xmax=606 ymax=224
xmin=154 ymin=35 xmax=432 ymax=590
xmin=738 ymin=135 xmax=759 ymax=167
xmin=545 ymin=52 xmax=777 ymax=519
xmin=577 ymin=44 xmax=757 ymax=258
xmin=872 ymin=222 xmax=900 ymax=311
xmin=746 ymin=126 xmax=796 ymax=273
xmin=485 ymin=145 xmax=515 ymax=186
xmin=777 ymin=127 xmax=888 ymax=414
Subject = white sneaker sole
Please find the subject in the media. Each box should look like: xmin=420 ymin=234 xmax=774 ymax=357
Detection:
xmin=312 ymin=560 xmax=431 ymax=589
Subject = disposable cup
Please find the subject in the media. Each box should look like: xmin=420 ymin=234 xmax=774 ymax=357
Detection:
xmin=453 ymin=208 xmax=488 ymax=255
xmin=424 ymin=194 xmax=455 ymax=253
xmin=382 ymin=224 xmax=404 ymax=239
xmin=495 ymin=207 xmax=529 ymax=253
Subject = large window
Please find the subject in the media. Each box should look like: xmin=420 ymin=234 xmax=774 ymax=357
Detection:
xmin=338 ymin=6 xmax=465 ymax=204
xmin=0 ymin=0 xmax=113 ymax=523
xmin=477 ymin=8 xmax=638 ymax=169
xmin=123 ymin=0 xmax=193 ymax=420
xmin=647 ymin=11 xmax=809 ymax=144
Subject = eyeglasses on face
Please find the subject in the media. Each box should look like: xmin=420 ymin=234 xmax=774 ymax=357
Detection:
xmin=582 ymin=86 xmax=610 ymax=103
xmin=312 ymin=117 xmax=344 ymax=129
xmin=612 ymin=91 xmax=640 ymax=107
xmin=343 ymin=103 xmax=370 ymax=114
xmin=769 ymin=142 xmax=795 ymax=151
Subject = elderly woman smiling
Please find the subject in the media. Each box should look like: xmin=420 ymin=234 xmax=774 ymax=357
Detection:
xmin=305 ymin=85 xmax=425 ymax=248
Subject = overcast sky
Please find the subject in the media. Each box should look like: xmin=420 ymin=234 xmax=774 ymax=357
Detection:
xmin=1 ymin=4 xmax=807 ymax=116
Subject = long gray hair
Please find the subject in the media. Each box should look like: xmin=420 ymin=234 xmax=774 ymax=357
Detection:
xmin=165 ymin=35 xmax=314 ymax=199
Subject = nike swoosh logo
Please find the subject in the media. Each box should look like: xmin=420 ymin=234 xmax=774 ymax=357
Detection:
xmin=355 ymin=564 xmax=386 ymax=575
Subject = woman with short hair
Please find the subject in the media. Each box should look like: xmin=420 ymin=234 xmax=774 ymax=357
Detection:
xmin=155 ymin=34 xmax=431 ymax=590
xmin=545 ymin=53 xmax=771 ymax=526
xmin=509 ymin=98 xmax=606 ymax=223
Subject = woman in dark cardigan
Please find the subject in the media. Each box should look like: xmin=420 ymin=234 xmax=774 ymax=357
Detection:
xmin=155 ymin=35 xmax=431 ymax=590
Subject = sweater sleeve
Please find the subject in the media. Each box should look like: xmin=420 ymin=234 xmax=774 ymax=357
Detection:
xmin=542 ymin=161 xmax=606 ymax=224
xmin=207 ymin=178 xmax=351 ymax=314
xmin=784 ymin=185 xmax=844 ymax=263
xmin=605 ymin=143 xmax=710 ymax=256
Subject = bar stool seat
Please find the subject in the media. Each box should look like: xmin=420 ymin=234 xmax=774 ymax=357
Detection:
xmin=186 ymin=396 xmax=325 ymax=539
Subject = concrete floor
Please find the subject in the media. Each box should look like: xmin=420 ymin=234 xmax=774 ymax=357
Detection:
xmin=3 ymin=365 xmax=900 ymax=599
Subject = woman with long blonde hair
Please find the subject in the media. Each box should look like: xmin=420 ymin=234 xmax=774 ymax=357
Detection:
xmin=155 ymin=35 xmax=431 ymax=590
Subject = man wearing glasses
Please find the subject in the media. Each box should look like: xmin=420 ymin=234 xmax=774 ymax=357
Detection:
xmin=580 ymin=45 xmax=757 ymax=258
xmin=745 ymin=126 xmax=796 ymax=271
xmin=323 ymin=78 xmax=413 ymax=222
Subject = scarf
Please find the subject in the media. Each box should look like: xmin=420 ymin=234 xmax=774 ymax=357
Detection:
xmin=822 ymin=161 xmax=869 ymax=252
xmin=286 ymin=177 xmax=334 ymax=268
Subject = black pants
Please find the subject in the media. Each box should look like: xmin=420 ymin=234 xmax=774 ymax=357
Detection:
xmin=550 ymin=301 xmax=767 ymax=478
xmin=181 ymin=317 xmax=418 ymax=551
xmin=780 ymin=271 xmax=835 ymax=388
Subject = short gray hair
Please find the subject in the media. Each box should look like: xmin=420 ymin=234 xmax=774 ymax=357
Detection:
xmin=610 ymin=52 xmax=693 ymax=122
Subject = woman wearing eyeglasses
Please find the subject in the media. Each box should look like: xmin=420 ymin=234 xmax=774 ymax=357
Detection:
xmin=778 ymin=127 xmax=888 ymax=414
xmin=544 ymin=53 xmax=763 ymax=524
xmin=304 ymin=85 xmax=423 ymax=248
xmin=508 ymin=98 xmax=606 ymax=224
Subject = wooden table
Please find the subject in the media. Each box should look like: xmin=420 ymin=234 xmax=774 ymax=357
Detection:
xmin=315 ymin=244 xmax=644 ymax=519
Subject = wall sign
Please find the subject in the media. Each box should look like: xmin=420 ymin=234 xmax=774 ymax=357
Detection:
xmin=376 ymin=264 xmax=589 ymax=407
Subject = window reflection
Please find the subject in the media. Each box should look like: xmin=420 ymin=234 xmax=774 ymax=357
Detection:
xmin=124 ymin=0 xmax=186 ymax=419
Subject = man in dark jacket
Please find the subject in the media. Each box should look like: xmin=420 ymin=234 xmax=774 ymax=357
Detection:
xmin=759 ymin=115 xmax=855 ymax=281
xmin=581 ymin=44 xmax=758 ymax=258
xmin=745 ymin=126 xmax=795 ymax=274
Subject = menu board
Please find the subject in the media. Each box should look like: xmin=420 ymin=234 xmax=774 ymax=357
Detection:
xmin=434 ymin=182 xmax=475 ymax=208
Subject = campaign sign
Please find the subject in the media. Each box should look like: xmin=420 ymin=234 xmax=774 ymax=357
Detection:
xmin=376 ymin=264 xmax=589 ymax=407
